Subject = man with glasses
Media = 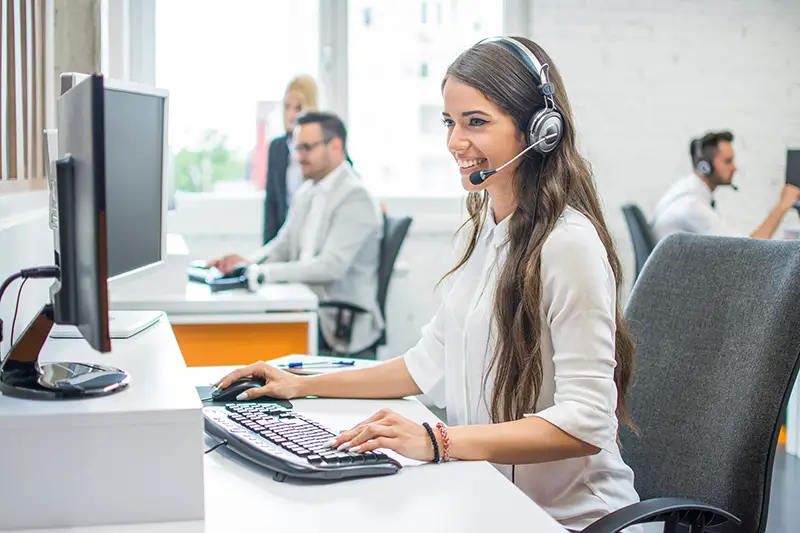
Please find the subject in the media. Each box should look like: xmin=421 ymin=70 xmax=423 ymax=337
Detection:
xmin=210 ymin=111 xmax=384 ymax=355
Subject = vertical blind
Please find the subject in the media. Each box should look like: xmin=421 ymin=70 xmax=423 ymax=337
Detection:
xmin=1 ymin=0 xmax=46 ymax=193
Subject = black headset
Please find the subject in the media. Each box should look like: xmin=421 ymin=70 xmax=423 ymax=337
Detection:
xmin=693 ymin=137 xmax=714 ymax=177
xmin=478 ymin=37 xmax=564 ymax=154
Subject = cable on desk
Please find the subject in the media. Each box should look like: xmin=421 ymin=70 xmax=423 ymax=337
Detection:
xmin=11 ymin=278 xmax=29 ymax=345
xmin=204 ymin=439 xmax=228 ymax=455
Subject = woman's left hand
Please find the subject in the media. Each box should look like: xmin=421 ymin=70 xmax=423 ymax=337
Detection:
xmin=330 ymin=408 xmax=437 ymax=462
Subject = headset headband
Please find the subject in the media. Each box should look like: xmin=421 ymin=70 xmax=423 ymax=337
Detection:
xmin=478 ymin=37 xmax=556 ymax=112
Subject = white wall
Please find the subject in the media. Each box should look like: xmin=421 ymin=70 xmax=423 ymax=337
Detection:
xmin=527 ymin=0 xmax=800 ymax=286
xmin=0 ymin=193 xmax=54 ymax=357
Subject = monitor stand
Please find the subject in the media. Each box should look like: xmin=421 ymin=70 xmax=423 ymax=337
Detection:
xmin=50 ymin=309 xmax=163 ymax=340
xmin=0 ymin=304 xmax=130 ymax=400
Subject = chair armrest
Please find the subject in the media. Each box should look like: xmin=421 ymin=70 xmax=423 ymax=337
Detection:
xmin=318 ymin=301 xmax=368 ymax=314
xmin=581 ymin=498 xmax=741 ymax=533
xmin=317 ymin=301 xmax=368 ymax=349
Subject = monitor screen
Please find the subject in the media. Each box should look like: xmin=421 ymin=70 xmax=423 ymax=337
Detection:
xmin=103 ymin=85 xmax=167 ymax=280
xmin=787 ymin=149 xmax=800 ymax=189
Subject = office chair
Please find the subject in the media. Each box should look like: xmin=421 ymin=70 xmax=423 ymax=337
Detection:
xmin=319 ymin=213 xmax=412 ymax=359
xmin=583 ymin=234 xmax=800 ymax=533
xmin=621 ymin=203 xmax=657 ymax=281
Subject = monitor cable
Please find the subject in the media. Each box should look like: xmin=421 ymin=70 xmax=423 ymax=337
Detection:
xmin=0 ymin=266 xmax=61 ymax=367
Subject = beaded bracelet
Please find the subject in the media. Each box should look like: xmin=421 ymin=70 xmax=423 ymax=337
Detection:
xmin=436 ymin=422 xmax=451 ymax=461
xmin=421 ymin=422 xmax=440 ymax=463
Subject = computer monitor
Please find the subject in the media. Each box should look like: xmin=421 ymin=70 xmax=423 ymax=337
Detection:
xmin=50 ymin=75 xmax=170 ymax=339
xmin=0 ymin=74 xmax=130 ymax=401
xmin=60 ymin=72 xmax=172 ymax=280
xmin=787 ymin=149 xmax=800 ymax=190
xmin=103 ymin=79 xmax=169 ymax=281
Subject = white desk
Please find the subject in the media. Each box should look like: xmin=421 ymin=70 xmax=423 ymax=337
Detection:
xmin=110 ymin=282 xmax=319 ymax=367
xmin=2 ymin=342 xmax=568 ymax=532
xmin=0 ymin=319 xmax=205 ymax=530
xmin=191 ymin=366 xmax=567 ymax=533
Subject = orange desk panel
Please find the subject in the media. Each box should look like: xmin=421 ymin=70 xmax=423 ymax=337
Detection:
xmin=173 ymin=322 xmax=309 ymax=367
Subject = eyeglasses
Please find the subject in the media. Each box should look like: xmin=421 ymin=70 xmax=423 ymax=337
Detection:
xmin=291 ymin=138 xmax=330 ymax=154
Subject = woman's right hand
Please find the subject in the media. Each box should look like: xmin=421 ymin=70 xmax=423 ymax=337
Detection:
xmin=207 ymin=254 xmax=248 ymax=274
xmin=214 ymin=361 xmax=304 ymax=400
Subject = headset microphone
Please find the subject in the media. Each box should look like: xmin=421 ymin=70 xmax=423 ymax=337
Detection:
xmin=469 ymin=132 xmax=558 ymax=185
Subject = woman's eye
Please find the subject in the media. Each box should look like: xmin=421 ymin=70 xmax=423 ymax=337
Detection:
xmin=469 ymin=118 xmax=487 ymax=127
xmin=441 ymin=118 xmax=454 ymax=128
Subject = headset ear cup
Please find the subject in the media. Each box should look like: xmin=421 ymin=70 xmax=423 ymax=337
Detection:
xmin=696 ymin=159 xmax=712 ymax=177
xmin=529 ymin=110 xmax=563 ymax=154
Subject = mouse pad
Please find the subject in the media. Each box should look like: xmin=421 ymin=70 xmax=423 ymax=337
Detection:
xmin=195 ymin=386 xmax=293 ymax=409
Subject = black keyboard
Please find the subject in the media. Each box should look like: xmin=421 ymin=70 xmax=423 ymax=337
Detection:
xmin=203 ymin=403 xmax=402 ymax=481
xmin=187 ymin=264 xmax=249 ymax=292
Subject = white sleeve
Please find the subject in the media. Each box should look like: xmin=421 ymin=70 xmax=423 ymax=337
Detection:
xmin=531 ymin=223 xmax=620 ymax=452
xmin=402 ymin=299 xmax=447 ymax=408
xmin=402 ymin=227 xmax=469 ymax=409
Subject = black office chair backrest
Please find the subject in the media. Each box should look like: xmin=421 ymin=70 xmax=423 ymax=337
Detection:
xmin=621 ymin=234 xmax=800 ymax=533
xmin=621 ymin=203 xmax=657 ymax=280
xmin=378 ymin=214 xmax=412 ymax=316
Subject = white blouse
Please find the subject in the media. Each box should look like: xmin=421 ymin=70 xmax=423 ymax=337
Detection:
xmin=403 ymin=206 xmax=640 ymax=532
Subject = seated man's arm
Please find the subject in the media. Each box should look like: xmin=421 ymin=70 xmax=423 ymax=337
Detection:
xmin=750 ymin=185 xmax=800 ymax=239
xmin=253 ymin=189 xmax=380 ymax=284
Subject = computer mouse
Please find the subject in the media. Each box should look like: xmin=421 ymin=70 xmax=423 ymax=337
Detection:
xmin=211 ymin=377 xmax=266 ymax=402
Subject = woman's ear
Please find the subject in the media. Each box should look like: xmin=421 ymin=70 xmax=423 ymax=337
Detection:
xmin=516 ymin=128 xmax=529 ymax=149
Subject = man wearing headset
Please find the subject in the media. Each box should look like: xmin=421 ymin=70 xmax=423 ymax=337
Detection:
xmin=651 ymin=131 xmax=800 ymax=241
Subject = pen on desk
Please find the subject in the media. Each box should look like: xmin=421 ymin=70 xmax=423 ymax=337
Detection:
xmin=279 ymin=360 xmax=356 ymax=369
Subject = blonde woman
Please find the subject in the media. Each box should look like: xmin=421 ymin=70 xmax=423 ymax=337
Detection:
xmin=263 ymin=75 xmax=319 ymax=244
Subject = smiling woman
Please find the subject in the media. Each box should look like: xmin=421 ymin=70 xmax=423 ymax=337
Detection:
xmin=214 ymin=36 xmax=642 ymax=532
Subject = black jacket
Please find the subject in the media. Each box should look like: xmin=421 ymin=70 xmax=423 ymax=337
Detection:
xmin=262 ymin=134 xmax=290 ymax=245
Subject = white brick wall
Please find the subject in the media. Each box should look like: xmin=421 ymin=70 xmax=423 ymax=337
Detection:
xmin=527 ymin=0 xmax=800 ymax=288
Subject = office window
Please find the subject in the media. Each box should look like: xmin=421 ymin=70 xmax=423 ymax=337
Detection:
xmin=347 ymin=0 xmax=503 ymax=197
xmin=155 ymin=0 xmax=319 ymax=193
xmin=1 ymin=0 xmax=48 ymax=194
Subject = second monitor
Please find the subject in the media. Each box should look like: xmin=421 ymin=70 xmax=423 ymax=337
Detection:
xmin=51 ymin=74 xmax=170 ymax=340
xmin=104 ymin=79 xmax=169 ymax=281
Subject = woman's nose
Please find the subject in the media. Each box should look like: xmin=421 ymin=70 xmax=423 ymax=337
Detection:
xmin=447 ymin=128 xmax=469 ymax=152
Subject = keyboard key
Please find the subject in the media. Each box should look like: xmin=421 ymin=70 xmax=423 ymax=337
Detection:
xmin=307 ymin=455 xmax=323 ymax=464
xmin=362 ymin=452 xmax=378 ymax=464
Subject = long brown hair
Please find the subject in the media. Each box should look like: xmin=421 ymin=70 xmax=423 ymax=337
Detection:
xmin=441 ymin=37 xmax=636 ymax=428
